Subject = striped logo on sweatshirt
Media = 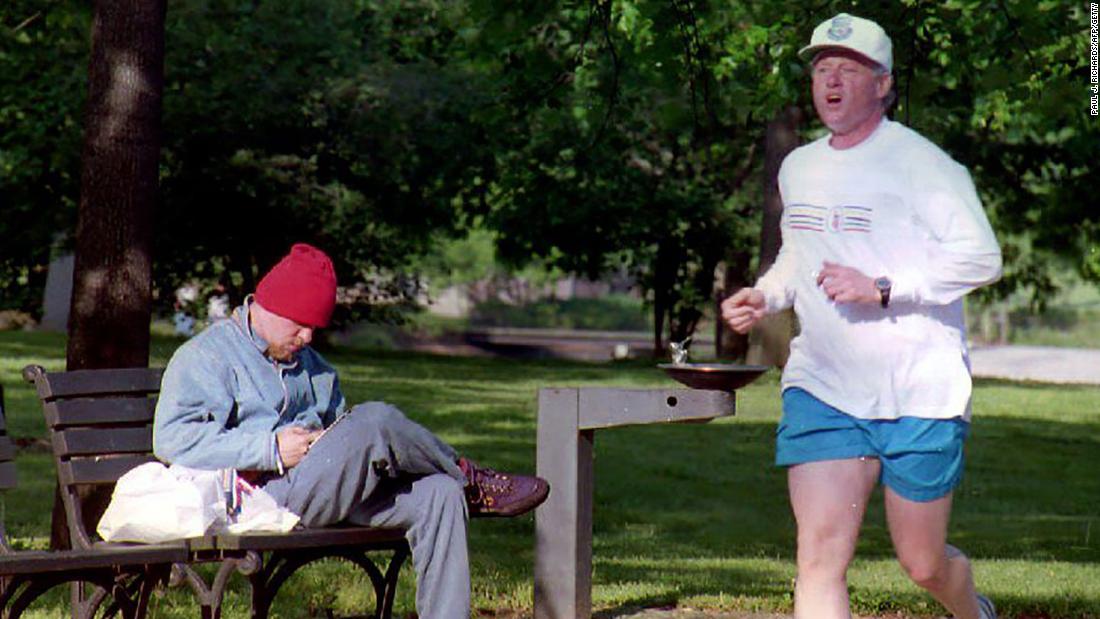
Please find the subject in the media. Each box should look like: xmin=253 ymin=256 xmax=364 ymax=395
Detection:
xmin=787 ymin=203 xmax=872 ymax=234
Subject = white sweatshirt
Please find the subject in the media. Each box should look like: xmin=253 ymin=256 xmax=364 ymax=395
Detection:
xmin=756 ymin=119 xmax=1002 ymax=420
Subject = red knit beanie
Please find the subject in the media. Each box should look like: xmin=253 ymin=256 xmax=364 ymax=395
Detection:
xmin=255 ymin=243 xmax=337 ymax=328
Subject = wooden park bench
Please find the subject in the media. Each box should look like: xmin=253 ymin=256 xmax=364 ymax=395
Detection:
xmin=22 ymin=364 xmax=412 ymax=619
xmin=0 ymin=383 xmax=186 ymax=619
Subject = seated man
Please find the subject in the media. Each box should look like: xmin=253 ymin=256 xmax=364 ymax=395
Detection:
xmin=153 ymin=243 xmax=549 ymax=619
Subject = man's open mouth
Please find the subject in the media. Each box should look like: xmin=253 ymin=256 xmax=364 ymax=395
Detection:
xmin=826 ymin=94 xmax=842 ymax=104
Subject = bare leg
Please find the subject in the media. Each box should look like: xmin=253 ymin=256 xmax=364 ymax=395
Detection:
xmin=885 ymin=488 xmax=982 ymax=619
xmin=788 ymin=458 xmax=880 ymax=619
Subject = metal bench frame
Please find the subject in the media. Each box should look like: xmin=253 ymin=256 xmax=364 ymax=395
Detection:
xmin=23 ymin=365 xmax=411 ymax=619
xmin=0 ymin=383 xmax=183 ymax=619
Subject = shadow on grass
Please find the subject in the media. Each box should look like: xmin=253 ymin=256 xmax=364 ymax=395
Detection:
xmin=588 ymin=558 xmax=794 ymax=617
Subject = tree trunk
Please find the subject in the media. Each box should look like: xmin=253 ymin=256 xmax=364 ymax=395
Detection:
xmin=652 ymin=240 xmax=672 ymax=358
xmin=746 ymin=105 xmax=802 ymax=368
xmin=714 ymin=252 xmax=750 ymax=360
xmin=652 ymin=297 xmax=666 ymax=359
xmin=54 ymin=0 xmax=166 ymax=550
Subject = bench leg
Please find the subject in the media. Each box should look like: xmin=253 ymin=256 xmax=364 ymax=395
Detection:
xmin=377 ymin=545 xmax=409 ymax=619
xmin=84 ymin=566 xmax=168 ymax=619
xmin=1 ymin=575 xmax=17 ymax=618
xmin=70 ymin=577 xmax=120 ymax=619
xmin=74 ymin=579 xmax=117 ymax=619
xmin=245 ymin=544 xmax=409 ymax=619
xmin=0 ymin=576 xmax=35 ymax=619
xmin=174 ymin=555 xmax=260 ymax=619
xmin=174 ymin=564 xmax=217 ymax=619
xmin=3 ymin=572 xmax=132 ymax=619
xmin=133 ymin=565 xmax=171 ymax=619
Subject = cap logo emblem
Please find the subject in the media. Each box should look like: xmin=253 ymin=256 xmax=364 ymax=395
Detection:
xmin=827 ymin=15 xmax=853 ymax=41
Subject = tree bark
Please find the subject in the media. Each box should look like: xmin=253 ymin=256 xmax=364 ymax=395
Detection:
xmin=652 ymin=239 xmax=672 ymax=358
xmin=745 ymin=105 xmax=802 ymax=368
xmin=714 ymin=251 xmax=750 ymax=360
xmin=55 ymin=0 xmax=166 ymax=550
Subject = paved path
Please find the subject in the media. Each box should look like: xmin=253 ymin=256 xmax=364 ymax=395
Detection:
xmin=969 ymin=345 xmax=1100 ymax=385
xmin=606 ymin=612 xmax=787 ymax=619
xmin=594 ymin=611 xmax=918 ymax=619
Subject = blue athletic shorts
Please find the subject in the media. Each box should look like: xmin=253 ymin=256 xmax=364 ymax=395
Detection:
xmin=775 ymin=387 xmax=969 ymax=502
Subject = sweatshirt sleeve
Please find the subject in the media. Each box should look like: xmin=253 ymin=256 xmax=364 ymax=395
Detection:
xmin=890 ymin=160 xmax=1002 ymax=305
xmin=755 ymin=237 xmax=797 ymax=313
xmin=755 ymin=160 xmax=798 ymax=313
xmin=311 ymin=357 xmax=346 ymax=427
xmin=153 ymin=343 xmax=276 ymax=471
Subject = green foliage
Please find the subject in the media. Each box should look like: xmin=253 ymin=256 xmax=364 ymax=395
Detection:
xmin=414 ymin=227 xmax=566 ymax=292
xmin=1 ymin=0 xmax=1095 ymax=330
xmin=0 ymin=2 xmax=88 ymax=314
xmin=154 ymin=0 xmax=496 ymax=325
xmin=419 ymin=229 xmax=499 ymax=289
xmin=467 ymin=2 xmax=816 ymax=343
xmin=2 ymin=1 xmax=498 ymax=325
xmin=470 ymin=294 xmax=649 ymax=331
xmin=886 ymin=1 xmax=1098 ymax=301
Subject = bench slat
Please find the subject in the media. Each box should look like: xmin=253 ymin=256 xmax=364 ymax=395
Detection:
xmin=0 ymin=545 xmax=188 ymax=575
xmin=0 ymin=461 xmax=16 ymax=490
xmin=214 ymin=527 xmax=407 ymax=551
xmin=42 ymin=397 xmax=157 ymax=428
xmin=0 ymin=438 xmax=14 ymax=462
xmin=57 ymin=455 xmax=157 ymax=485
xmin=28 ymin=367 xmax=163 ymax=401
xmin=51 ymin=427 xmax=153 ymax=457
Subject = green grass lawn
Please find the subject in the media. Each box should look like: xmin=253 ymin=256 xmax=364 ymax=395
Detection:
xmin=1 ymin=330 xmax=1098 ymax=617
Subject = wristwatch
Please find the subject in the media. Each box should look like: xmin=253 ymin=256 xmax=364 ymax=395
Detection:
xmin=874 ymin=276 xmax=892 ymax=308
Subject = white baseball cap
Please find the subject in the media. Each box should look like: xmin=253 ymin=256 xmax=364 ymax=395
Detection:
xmin=799 ymin=13 xmax=893 ymax=73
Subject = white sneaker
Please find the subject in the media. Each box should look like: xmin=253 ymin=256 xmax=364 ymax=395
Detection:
xmin=977 ymin=594 xmax=997 ymax=619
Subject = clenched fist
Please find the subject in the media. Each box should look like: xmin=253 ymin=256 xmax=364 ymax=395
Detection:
xmin=720 ymin=288 xmax=766 ymax=334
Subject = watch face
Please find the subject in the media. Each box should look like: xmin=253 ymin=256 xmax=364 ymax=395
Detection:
xmin=875 ymin=277 xmax=891 ymax=291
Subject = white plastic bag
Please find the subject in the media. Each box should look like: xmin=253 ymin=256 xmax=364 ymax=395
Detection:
xmin=228 ymin=479 xmax=300 ymax=534
xmin=97 ymin=463 xmax=301 ymax=543
xmin=97 ymin=462 xmax=225 ymax=543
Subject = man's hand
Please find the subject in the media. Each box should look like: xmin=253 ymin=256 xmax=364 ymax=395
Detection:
xmin=720 ymin=288 xmax=766 ymax=334
xmin=816 ymin=261 xmax=878 ymax=304
xmin=277 ymin=426 xmax=323 ymax=469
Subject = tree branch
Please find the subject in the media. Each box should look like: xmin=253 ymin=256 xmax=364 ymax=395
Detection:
xmin=670 ymin=0 xmax=702 ymax=135
xmin=10 ymin=12 xmax=42 ymax=33
xmin=589 ymin=0 xmax=620 ymax=146
xmin=996 ymin=0 xmax=1038 ymax=76
xmin=538 ymin=3 xmax=601 ymax=106
xmin=727 ymin=142 xmax=758 ymax=194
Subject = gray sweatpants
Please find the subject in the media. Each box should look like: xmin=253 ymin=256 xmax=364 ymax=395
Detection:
xmin=261 ymin=402 xmax=470 ymax=619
